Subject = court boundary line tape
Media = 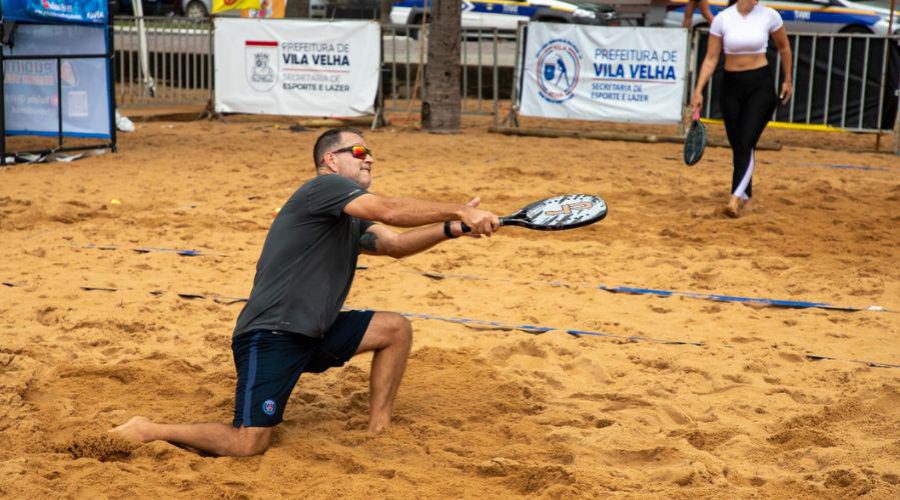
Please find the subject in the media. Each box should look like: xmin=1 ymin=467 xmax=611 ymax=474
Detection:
xmin=82 ymin=244 xmax=204 ymax=256
xmin=400 ymin=269 xmax=889 ymax=313
xmin=79 ymin=244 xmax=370 ymax=271
xmin=596 ymin=285 xmax=887 ymax=312
xmin=349 ymin=306 xmax=898 ymax=369
xmin=8 ymin=283 xmax=898 ymax=369
xmin=72 ymin=246 xmax=890 ymax=313
xmin=796 ymin=163 xmax=890 ymax=172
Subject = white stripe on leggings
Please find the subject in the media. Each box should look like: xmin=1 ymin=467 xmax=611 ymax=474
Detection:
xmin=733 ymin=148 xmax=754 ymax=200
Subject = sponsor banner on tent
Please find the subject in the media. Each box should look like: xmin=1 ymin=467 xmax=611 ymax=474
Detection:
xmin=215 ymin=19 xmax=380 ymax=117
xmin=519 ymin=24 xmax=688 ymax=124
xmin=0 ymin=0 xmax=107 ymax=24
xmin=213 ymin=0 xmax=260 ymax=14
xmin=2 ymin=24 xmax=111 ymax=138
xmin=242 ymin=0 xmax=287 ymax=18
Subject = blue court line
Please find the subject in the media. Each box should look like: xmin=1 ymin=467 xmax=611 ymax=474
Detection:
xmin=176 ymin=292 xmax=247 ymax=304
xmin=350 ymin=308 xmax=704 ymax=346
xmin=83 ymin=244 xmax=203 ymax=256
xmin=75 ymin=246 xmax=889 ymax=312
xmin=80 ymin=286 xmax=118 ymax=292
xmin=398 ymin=269 xmax=889 ymax=313
xmin=597 ymin=285 xmax=887 ymax=312
xmin=80 ymin=245 xmax=370 ymax=269
xmin=798 ymin=163 xmax=890 ymax=172
xmin=343 ymin=306 xmax=897 ymax=369
xmin=13 ymin=281 xmax=898 ymax=369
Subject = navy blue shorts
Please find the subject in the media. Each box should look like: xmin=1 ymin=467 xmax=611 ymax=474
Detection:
xmin=231 ymin=310 xmax=374 ymax=428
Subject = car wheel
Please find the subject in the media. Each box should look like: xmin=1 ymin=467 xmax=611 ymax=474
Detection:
xmin=185 ymin=0 xmax=208 ymax=18
xmin=839 ymin=25 xmax=872 ymax=34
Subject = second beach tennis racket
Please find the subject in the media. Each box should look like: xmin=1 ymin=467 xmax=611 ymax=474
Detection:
xmin=683 ymin=109 xmax=707 ymax=166
xmin=462 ymin=194 xmax=608 ymax=232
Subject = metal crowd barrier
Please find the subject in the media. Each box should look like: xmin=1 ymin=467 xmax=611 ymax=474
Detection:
xmin=112 ymin=16 xmax=213 ymax=106
xmin=689 ymin=29 xmax=899 ymax=134
xmin=379 ymin=24 xmax=506 ymax=124
xmin=110 ymin=17 xmax=897 ymax=138
xmin=111 ymin=17 xmax=508 ymax=119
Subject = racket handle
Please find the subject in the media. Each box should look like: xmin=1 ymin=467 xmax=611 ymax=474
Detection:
xmin=458 ymin=219 xmax=505 ymax=233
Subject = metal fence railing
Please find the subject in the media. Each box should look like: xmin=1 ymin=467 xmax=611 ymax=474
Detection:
xmin=689 ymin=29 xmax=899 ymax=134
xmin=111 ymin=17 xmax=509 ymax=118
xmin=112 ymin=16 xmax=213 ymax=106
xmin=110 ymin=17 xmax=897 ymax=137
xmin=379 ymin=24 xmax=506 ymax=123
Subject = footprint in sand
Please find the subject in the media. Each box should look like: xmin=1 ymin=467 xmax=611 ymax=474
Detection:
xmin=684 ymin=428 xmax=739 ymax=451
xmin=55 ymin=432 xmax=138 ymax=461
xmin=474 ymin=458 xmax=577 ymax=495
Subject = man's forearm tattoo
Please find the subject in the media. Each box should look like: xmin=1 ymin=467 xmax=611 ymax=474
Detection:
xmin=360 ymin=232 xmax=378 ymax=252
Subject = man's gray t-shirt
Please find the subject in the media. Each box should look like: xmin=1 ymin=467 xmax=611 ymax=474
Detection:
xmin=233 ymin=174 xmax=373 ymax=339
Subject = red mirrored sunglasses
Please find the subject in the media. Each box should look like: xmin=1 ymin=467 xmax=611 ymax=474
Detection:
xmin=331 ymin=145 xmax=372 ymax=160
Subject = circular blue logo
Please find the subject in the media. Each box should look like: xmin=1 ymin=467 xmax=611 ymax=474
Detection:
xmin=535 ymin=39 xmax=582 ymax=104
xmin=262 ymin=399 xmax=277 ymax=416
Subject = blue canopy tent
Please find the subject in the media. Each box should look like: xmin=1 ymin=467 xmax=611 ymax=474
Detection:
xmin=0 ymin=0 xmax=116 ymax=164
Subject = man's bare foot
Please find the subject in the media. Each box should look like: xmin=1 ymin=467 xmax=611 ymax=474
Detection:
xmin=110 ymin=416 xmax=153 ymax=444
xmin=723 ymin=196 xmax=741 ymax=218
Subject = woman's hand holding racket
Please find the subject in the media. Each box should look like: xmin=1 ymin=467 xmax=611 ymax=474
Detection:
xmin=690 ymin=91 xmax=703 ymax=117
xmin=779 ymin=80 xmax=793 ymax=104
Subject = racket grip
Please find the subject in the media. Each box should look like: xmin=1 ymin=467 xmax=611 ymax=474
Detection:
xmin=458 ymin=220 xmax=505 ymax=233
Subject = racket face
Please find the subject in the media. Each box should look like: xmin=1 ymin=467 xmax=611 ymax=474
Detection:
xmin=504 ymin=194 xmax=607 ymax=231
xmin=683 ymin=119 xmax=707 ymax=166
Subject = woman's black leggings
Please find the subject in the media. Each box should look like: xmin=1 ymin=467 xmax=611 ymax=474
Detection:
xmin=719 ymin=66 xmax=778 ymax=200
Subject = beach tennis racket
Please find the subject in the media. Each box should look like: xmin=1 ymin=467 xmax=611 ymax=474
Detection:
xmin=462 ymin=194 xmax=607 ymax=232
xmin=683 ymin=109 xmax=707 ymax=166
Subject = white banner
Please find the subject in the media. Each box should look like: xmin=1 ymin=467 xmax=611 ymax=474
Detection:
xmin=214 ymin=18 xmax=380 ymax=117
xmin=519 ymin=24 xmax=688 ymax=124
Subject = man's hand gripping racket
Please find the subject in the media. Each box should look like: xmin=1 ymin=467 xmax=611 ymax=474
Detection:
xmin=458 ymin=197 xmax=501 ymax=236
xmin=460 ymin=194 xmax=608 ymax=233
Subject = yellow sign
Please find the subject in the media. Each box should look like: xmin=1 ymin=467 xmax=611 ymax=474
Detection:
xmin=212 ymin=0 xmax=261 ymax=14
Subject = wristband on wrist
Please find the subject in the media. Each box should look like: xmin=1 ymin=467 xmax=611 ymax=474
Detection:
xmin=443 ymin=221 xmax=458 ymax=239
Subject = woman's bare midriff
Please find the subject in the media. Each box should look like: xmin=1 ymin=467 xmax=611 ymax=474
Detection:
xmin=724 ymin=53 xmax=768 ymax=72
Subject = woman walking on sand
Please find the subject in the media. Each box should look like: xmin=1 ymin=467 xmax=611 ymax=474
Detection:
xmin=690 ymin=0 xmax=793 ymax=217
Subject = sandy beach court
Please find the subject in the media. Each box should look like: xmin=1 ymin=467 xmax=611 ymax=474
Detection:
xmin=1 ymin=115 xmax=898 ymax=497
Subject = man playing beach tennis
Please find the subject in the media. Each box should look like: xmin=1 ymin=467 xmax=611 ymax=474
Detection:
xmin=112 ymin=127 xmax=500 ymax=456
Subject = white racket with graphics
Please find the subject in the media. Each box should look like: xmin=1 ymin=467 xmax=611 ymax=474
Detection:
xmin=462 ymin=194 xmax=608 ymax=232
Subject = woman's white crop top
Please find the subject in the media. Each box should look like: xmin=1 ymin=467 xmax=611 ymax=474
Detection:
xmin=709 ymin=5 xmax=784 ymax=55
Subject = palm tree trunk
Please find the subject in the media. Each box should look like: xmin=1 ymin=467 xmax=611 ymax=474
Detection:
xmin=422 ymin=0 xmax=460 ymax=133
xmin=380 ymin=0 xmax=393 ymax=24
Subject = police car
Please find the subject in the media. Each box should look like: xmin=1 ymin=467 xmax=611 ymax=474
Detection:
xmin=668 ymin=0 xmax=900 ymax=35
xmin=390 ymin=0 xmax=618 ymax=35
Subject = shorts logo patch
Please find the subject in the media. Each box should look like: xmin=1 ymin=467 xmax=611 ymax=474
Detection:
xmin=262 ymin=399 xmax=277 ymax=416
